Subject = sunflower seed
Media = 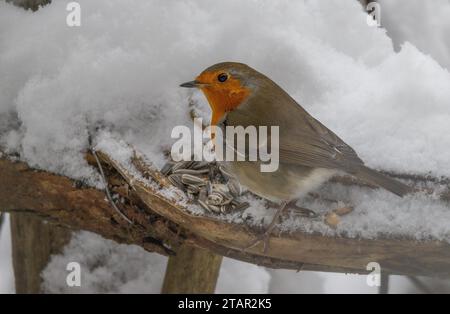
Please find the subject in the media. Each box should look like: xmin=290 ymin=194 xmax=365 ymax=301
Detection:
xmin=198 ymin=199 xmax=210 ymax=211
xmin=231 ymin=199 xmax=240 ymax=206
xmin=198 ymin=188 xmax=207 ymax=202
xmin=162 ymin=160 xmax=251 ymax=215
xmin=187 ymin=185 xmax=200 ymax=194
xmin=191 ymin=161 xmax=210 ymax=170
xmin=206 ymin=193 xmax=223 ymax=206
xmin=206 ymin=181 xmax=213 ymax=195
xmin=186 ymin=191 xmax=196 ymax=200
xmin=207 ymin=204 xmax=221 ymax=213
xmin=219 ymin=165 xmax=236 ymax=179
xmin=168 ymin=174 xmax=184 ymax=190
xmin=184 ymin=160 xmax=199 ymax=169
xmin=217 ymin=190 xmax=233 ymax=203
xmin=221 ymin=204 xmax=234 ymax=213
xmin=171 ymin=161 xmax=193 ymax=172
xmin=227 ymin=180 xmax=241 ymax=197
xmin=234 ymin=201 xmax=250 ymax=211
xmin=181 ymin=174 xmax=207 ymax=186
xmin=173 ymin=168 xmax=210 ymax=175
xmin=211 ymin=183 xmax=229 ymax=194
xmin=160 ymin=162 xmax=174 ymax=175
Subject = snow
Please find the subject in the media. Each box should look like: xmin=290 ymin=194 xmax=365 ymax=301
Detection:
xmin=1 ymin=0 xmax=450 ymax=294
xmin=42 ymin=232 xmax=168 ymax=293
xmin=1 ymin=0 xmax=450 ymax=180
xmin=268 ymin=269 xmax=380 ymax=294
xmin=42 ymin=231 xmax=450 ymax=293
xmin=0 ymin=215 xmax=14 ymax=294
xmin=380 ymin=0 xmax=450 ymax=71
xmin=42 ymin=231 xmax=271 ymax=294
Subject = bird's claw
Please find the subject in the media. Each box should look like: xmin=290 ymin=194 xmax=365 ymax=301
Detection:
xmin=243 ymin=232 xmax=272 ymax=253
xmin=290 ymin=205 xmax=318 ymax=218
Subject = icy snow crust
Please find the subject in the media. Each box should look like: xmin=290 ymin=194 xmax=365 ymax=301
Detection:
xmin=0 ymin=0 xmax=449 ymax=242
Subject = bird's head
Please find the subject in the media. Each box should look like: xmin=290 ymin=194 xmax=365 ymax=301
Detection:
xmin=180 ymin=62 xmax=260 ymax=125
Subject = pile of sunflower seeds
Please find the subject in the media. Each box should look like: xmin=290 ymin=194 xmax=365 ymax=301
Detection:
xmin=161 ymin=160 xmax=250 ymax=214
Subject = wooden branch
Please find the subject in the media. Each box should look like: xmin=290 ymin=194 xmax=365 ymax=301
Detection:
xmin=162 ymin=245 xmax=223 ymax=293
xmin=10 ymin=213 xmax=72 ymax=293
xmin=0 ymin=157 xmax=174 ymax=256
xmin=1 ymin=153 xmax=450 ymax=277
xmin=0 ymin=156 xmax=304 ymax=270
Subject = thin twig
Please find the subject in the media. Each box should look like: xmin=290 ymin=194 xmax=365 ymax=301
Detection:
xmin=92 ymin=149 xmax=133 ymax=224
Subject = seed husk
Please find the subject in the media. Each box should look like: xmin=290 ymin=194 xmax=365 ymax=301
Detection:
xmin=206 ymin=181 xmax=213 ymax=195
xmin=171 ymin=161 xmax=193 ymax=172
xmin=198 ymin=199 xmax=211 ymax=212
xmin=162 ymin=160 xmax=251 ymax=215
xmin=227 ymin=180 xmax=241 ymax=197
xmin=211 ymin=183 xmax=229 ymax=194
xmin=191 ymin=161 xmax=210 ymax=170
xmin=234 ymin=201 xmax=250 ymax=211
xmin=207 ymin=204 xmax=221 ymax=213
xmin=219 ymin=165 xmax=236 ymax=179
xmin=168 ymin=174 xmax=184 ymax=190
xmin=173 ymin=168 xmax=210 ymax=175
xmin=187 ymin=185 xmax=200 ymax=194
xmin=207 ymin=193 xmax=223 ymax=206
xmin=221 ymin=205 xmax=232 ymax=213
xmin=214 ymin=190 xmax=233 ymax=205
xmin=181 ymin=174 xmax=207 ymax=186
xmin=198 ymin=188 xmax=207 ymax=202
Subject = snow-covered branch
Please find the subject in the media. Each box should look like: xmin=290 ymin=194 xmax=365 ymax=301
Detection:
xmin=2 ymin=151 xmax=450 ymax=278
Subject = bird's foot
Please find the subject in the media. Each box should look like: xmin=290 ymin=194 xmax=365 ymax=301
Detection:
xmin=243 ymin=201 xmax=289 ymax=253
xmin=284 ymin=199 xmax=319 ymax=218
xmin=307 ymin=192 xmax=352 ymax=205
xmin=243 ymin=201 xmax=322 ymax=253
xmin=266 ymin=199 xmax=318 ymax=219
xmin=287 ymin=203 xmax=319 ymax=218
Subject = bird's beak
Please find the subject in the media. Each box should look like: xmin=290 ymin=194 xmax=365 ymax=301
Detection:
xmin=180 ymin=80 xmax=200 ymax=88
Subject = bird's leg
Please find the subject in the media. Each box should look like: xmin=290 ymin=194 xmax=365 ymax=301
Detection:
xmin=244 ymin=201 xmax=288 ymax=253
xmin=265 ymin=199 xmax=318 ymax=219
xmin=244 ymin=198 xmax=339 ymax=253
xmin=307 ymin=192 xmax=347 ymax=205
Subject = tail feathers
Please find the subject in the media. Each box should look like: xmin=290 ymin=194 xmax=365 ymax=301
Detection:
xmin=355 ymin=166 xmax=413 ymax=197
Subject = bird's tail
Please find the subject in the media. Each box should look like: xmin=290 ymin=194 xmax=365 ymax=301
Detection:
xmin=354 ymin=166 xmax=413 ymax=197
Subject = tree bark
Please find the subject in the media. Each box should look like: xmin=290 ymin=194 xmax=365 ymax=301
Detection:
xmin=162 ymin=245 xmax=223 ymax=294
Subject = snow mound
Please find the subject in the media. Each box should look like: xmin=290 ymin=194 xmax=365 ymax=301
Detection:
xmin=42 ymin=231 xmax=270 ymax=293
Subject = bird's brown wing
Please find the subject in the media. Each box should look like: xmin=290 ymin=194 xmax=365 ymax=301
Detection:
xmin=278 ymin=114 xmax=364 ymax=172
xmin=224 ymin=93 xmax=364 ymax=172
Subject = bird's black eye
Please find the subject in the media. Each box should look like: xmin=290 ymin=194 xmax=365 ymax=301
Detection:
xmin=217 ymin=73 xmax=228 ymax=82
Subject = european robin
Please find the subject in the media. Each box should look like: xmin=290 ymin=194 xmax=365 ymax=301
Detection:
xmin=181 ymin=62 xmax=412 ymax=252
